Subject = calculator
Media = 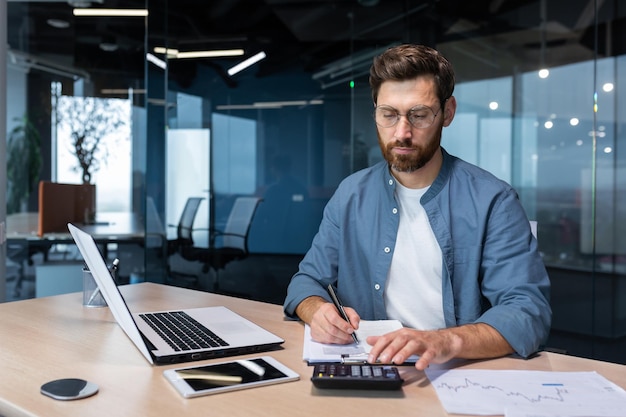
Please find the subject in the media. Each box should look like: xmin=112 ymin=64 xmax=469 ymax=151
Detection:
xmin=310 ymin=363 xmax=403 ymax=390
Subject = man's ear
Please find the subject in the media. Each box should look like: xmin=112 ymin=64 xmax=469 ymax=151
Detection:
xmin=443 ymin=96 xmax=457 ymax=127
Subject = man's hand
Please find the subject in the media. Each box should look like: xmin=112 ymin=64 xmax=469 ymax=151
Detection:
xmin=295 ymin=296 xmax=360 ymax=344
xmin=366 ymin=323 xmax=513 ymax=371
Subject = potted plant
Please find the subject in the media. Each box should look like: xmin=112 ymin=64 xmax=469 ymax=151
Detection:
xmin=6 ymin=115 xmax=42 ymax=214
xmin=55 ymin=96 xmax=127 ymax=184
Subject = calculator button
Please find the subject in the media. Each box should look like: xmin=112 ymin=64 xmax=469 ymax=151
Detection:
xmin=310 ymin=364 xmax=403 ymax=390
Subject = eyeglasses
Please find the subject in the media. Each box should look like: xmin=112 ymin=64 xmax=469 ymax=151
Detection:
xmin=373 ymin=104 xmax=443 ymax=129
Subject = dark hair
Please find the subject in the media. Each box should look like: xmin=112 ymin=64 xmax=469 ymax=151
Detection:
xmin=369 ymin=44 xmax=455 ymax=106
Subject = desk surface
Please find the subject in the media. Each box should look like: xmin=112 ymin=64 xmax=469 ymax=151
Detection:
xmin=1 ymin=283 xmax=625 ymax=417
xmin=6 ymin=211 xmax=143 ymax=240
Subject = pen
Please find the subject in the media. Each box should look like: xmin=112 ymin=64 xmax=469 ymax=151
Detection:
xmin=110 ymin=258 xmax=120 ymax=284
xmin=341 ymin=353 xmax=370 ymax=364
xmin=86 ymin=258 xmax=119 ymax=305
xmin=327 ymin=284 xmax=359 ymax=344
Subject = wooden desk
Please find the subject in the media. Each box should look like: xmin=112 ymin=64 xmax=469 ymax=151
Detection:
xmin=6 ymin=211 xmax=144 ymax=240
xmin=6 ymin=212 xmax=146 ymax=296
xmin=1 ymin=283 xmax=625 ymax=417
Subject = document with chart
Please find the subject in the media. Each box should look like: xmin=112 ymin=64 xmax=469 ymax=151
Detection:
xmin=425 ymin=369 xmax=626 ymax=416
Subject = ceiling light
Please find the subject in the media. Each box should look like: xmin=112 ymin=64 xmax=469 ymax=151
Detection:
xmin=101 ymin=88 xmax=146 ymax=95
xmin=68 ymin=1 xmax=96 ymax=7
xmin=176 ymin=49 xmax=244 ymax=59
xmin=47 ymin=19 xmax=70 ymax=29
xmin=146 ymin=53 xmax=167 ymax=70
xmin=154 ymin=47 xmax=179 ymax=57
xmin=99 ymin=42 xmax=118 ymax=52
xmin=99 ymin=37 xmax=118 ymax=52
xmin=153 ymin=47 xmax=243 ymax=59
xmin=73 ymin=8 xmax=148 ymax=17
xmin=227 ymin=51 xmax=267 ymax=76
xmin=602 ymin=83 xmax=614 ymax=92
xmin=67 ymin=1 xmax=102 ymax=7
xmin=216 ymin=99 xmax=323 ymax=110
xmin=8 ymin=48 xmax=90 ymax=80
xmin=254 ymin=101 xmax=308 ymax=108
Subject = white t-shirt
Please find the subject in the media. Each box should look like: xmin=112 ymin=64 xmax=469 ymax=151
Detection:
xmin=384 ymin=181 xmax=446 ymax=330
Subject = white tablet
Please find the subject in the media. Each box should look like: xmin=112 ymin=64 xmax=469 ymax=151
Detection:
xmin=163 ymin=356 xmax=300 ymax=398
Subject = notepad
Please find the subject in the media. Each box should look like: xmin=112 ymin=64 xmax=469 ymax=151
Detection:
xmin=302 ymin=319 xmax=418 ymax=364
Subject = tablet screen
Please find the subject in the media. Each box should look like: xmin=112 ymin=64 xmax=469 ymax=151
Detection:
xmin=175 ymin=358 xmax=290 ymax=391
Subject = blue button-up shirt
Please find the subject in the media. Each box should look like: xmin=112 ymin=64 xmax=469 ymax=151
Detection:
xmin=284 ymin=148 xmax=551 ymax=358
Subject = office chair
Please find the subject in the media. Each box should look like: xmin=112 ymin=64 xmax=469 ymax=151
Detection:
xmin=165 ymin=197 xmax=205 ymax=288
xmin=7 ymin=239 xmax=54 ymax=298
xmin=198 ymin=196 xmax=262 ymax=290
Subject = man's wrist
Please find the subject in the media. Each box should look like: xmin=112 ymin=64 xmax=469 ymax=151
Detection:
xmin=295 ymin=296 xmax=326 ymax=323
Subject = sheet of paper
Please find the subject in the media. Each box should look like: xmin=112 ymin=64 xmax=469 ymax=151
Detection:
xmin=302 ymin=319 xmax=404 ymax=363
xmin=425 ymin=369 xmax=626 ymax=416
xmin=505 ymin=405 xmax=626 ymax=417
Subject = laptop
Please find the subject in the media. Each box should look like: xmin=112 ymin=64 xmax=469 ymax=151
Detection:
xmin=68 ymin=223 xmax=284 ymax=365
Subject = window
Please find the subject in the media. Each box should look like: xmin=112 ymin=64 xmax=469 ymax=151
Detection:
xmin=54 ymin=93 xmax=132 ymax=212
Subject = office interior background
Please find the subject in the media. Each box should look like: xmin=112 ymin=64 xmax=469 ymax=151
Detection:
xmin=1 ymin=0 xmax=625 ymax=364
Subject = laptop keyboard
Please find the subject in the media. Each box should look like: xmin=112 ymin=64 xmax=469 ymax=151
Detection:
xmin=139 ymin=311 xmax=229 ymax=352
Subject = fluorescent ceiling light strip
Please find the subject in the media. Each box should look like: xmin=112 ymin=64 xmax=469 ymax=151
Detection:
xmin=321 ymin=69 xmax=369 ymax=90
xmin=101 ymin=89 xmax=146 ymax=95
xmin=227 ymin=51 xmax=267 ymax=76
xmin=216 ymin=99 xmax=324 ymax=110
xmin=146 ymin=53 xmax=167 ymax=70
xmin=312 ymin=43 xmax=397 ymax=80
xmin=254 ymin=100 xmax=308 ymax=107
xmin=153 ymin=47 xmax=243 ymax=59
xmin=216 ymin=104 xmax=258 ymax=110
xmin=176 ymin=49 xmax=244 ymax=59
xmin=73 ymin=8 xmax=148 ymax=17
xmin=330 ymin=59 xmax=371 ymax=79
xmin=154 ymin=47 xmax=178 ymax=56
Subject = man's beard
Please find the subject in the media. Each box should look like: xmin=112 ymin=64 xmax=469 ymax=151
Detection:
xmin=378 ymin=131 xmax=441 ymax=173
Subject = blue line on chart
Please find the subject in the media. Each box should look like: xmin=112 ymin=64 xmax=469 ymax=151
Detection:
xmin=436 ymin=378 xmax=569 ymax=404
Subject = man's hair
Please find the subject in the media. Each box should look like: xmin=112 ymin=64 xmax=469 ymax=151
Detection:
xmin=369 ymin=44 xmax=455 ymax=106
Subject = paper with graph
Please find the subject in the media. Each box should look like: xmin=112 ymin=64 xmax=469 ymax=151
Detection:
xmin=425 ymin=369 xmax=626 ymax=416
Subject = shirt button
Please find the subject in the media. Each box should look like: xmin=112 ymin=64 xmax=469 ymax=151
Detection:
xmin=388 ymin=179 xmax=393 ymax=186
xmin=384 ymin=247 xmax=390 ymax=253
xmin=392 ymin=208 xmax=398 ymax=214
xmin=374 ymin=284 xmax=381 ymax=291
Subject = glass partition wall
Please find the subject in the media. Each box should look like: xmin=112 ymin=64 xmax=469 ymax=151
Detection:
xmin=3 ymin=0 xmax=625 ymax=364
xmin=4 ymin=0 xmax=149 ymax=295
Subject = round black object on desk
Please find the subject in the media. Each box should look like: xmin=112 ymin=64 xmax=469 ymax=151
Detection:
xmin=41 ymin=378 xmax=99 ymax=400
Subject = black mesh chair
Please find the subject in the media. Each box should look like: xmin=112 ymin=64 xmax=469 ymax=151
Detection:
xmin=166 ymin=196 xmax=261 ymax=290
xmin=166 ymin=197 xmax=205 ymax=288
xmin=197 ymin=196 xmax=261 ymax=290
